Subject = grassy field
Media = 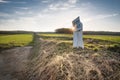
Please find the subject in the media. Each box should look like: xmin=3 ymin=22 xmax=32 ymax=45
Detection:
xmin=39 ymin=33 xmax=120 ymax=52
xmin=0 ymin=34 xmax=33 ymax=49
xmin=39 ymin=33 xmax=120 ymax=42
xmin=84 ymin=35 xmax=120 ymax=43
xmin=0 ymin=32 xmax=120 ymax=51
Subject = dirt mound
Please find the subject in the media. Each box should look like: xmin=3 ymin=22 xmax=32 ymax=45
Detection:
xmin=28 ymin=38 xmax=120 ymax=80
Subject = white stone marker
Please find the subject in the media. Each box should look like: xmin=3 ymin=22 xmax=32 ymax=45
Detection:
xmin=72 ymin=16 xmax=84 ymax=48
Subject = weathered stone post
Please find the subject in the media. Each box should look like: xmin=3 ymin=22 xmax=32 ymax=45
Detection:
xmin=72 ymin=16 xmax=84 ymax=48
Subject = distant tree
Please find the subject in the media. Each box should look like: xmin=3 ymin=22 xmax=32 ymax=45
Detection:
xmin=55 ymin=28 xmax=73 ymax=34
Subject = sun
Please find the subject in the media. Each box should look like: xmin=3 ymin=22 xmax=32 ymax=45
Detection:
xmin=71 ymin=27 xmax=75 ymax=31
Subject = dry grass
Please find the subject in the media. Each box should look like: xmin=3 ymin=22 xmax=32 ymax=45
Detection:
xmin=27 ymin=37 xmax=120 ymax=80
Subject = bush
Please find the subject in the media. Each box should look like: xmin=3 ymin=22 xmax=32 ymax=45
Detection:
xmin=55 ymin=28 xmax=73 ymax=34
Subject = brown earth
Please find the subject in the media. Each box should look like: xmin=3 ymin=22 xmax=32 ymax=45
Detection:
xmin=0 ymin=46 xmax=32 ymax=80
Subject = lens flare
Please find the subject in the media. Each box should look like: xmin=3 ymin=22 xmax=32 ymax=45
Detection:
xmin=71 ymin=27 xmax=75 ymax=31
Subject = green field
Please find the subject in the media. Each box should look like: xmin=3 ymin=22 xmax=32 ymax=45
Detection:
xmin=0 ymin=34 xmax=33 ymax=49
xmin=39 ymin=33 xmax=120 ymax=43
xmin=0 ymin=33 xmax=120 ymax=51
xmin=84 ymin=35 xmax=120 ymax=43
xmin=39 ymin=33 xmax=120 ymax=52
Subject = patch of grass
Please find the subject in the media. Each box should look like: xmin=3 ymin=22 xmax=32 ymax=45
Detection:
xmin=39 ymin=33 xmax=72 ymax=38
xmin=55 ymin=42 xmax=72 ymax=55
xmin=85 ymin=44 xmax=95 ymax=48
xmin=39 ymin=33 xmax=72 ymax=41
xmin=0 ymin=34 xmax=33 ymax=49
xmin=85 ymin=44 xmax=99 ymax=51
xmin=84 ymin=35 xmax=120 ymax=43
xmin=93 ymin=47 xmax=99 ymax=52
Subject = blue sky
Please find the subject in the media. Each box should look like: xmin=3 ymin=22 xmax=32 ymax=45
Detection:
xmin=0 ymin=0 xmax=120 ymax=32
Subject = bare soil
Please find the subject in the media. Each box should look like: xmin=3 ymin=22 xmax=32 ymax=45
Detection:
xmin=0 ymin=46 xmax=32 ymax=80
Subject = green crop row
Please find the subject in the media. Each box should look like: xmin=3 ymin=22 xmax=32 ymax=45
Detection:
xmin=0 ymin=34 xmax=33 ymax=49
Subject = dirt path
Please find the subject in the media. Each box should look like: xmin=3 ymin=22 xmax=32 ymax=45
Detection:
xmin=0 ymin=46 xmax=32 ymax=80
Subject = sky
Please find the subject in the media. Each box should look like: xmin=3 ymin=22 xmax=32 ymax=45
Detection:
xmin=0 ymin=0 xmax=120 ymax=32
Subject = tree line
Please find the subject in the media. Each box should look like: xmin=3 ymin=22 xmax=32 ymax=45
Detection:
xmin=55 ymin=28 xmax=120 ymax=36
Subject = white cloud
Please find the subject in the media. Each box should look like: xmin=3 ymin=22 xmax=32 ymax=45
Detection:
xmin=44 ymin=0 xmax=95 ymax=14
xmin=49 ymin=3 xmax=73 ymax=10
xmin=0 ymin=0 xmax=9 ymax=3
xmin=68 ymin=0 xmax=77 ymax=4
xmin=15 ymin=11 xmax=32 ymax=15
xmin=19 ymin=7 xmax=29 ymax=10
xmin=41 ymin=0 xmax=49 ymax=3
xmin=0 ymin=12 xmax=11 ymax=17
xmin=0 ymin=17 xmax=39 ymax=31
xmin=47 ymin=0 xmax=77 ymax=11
xmin=97 ymin=13 xmax=119 ymax=19
xmin=86 ymin=13 xmax=119 ymax=21
xmin=13 ymin=1 xmax=26 ymax=4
